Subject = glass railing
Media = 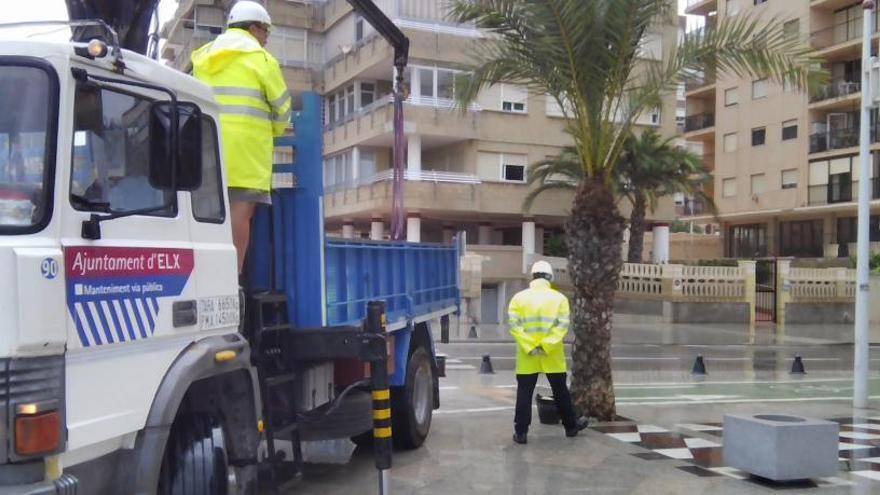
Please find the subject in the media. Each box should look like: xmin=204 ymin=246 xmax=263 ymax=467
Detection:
xmin=810 ymin=12 xmax=879 ymax=50
xmin=808 ymin=178 xmax=880 ymax=205
xmin=809 ymin=124 xmax=880 ymax=153
xmin=810 ymin=78 xmax=861 ymax=103
xmin=684 ymin=112 xmax=715 ymax=132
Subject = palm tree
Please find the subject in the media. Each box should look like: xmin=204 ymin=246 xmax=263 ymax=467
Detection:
xmin=617 ymin=130 xmax=714 ymax=263
xmin=450 ymin=0 xmax=823 ymax=419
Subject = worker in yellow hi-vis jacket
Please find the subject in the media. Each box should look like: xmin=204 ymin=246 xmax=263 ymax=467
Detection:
xmin=508 ymin=260 xmax=588 ymax=444
xmin=192 ymin=1 xmax=291 ymax=274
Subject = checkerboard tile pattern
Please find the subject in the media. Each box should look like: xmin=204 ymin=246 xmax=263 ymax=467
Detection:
xmin=592 ymin=416 xmax=880 ymax=488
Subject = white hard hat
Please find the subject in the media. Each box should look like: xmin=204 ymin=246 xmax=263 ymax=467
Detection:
xmin=531 ymin=260 xmax=554 ymax=280
xmin=228 ymin=1 xmax=272 ymax=27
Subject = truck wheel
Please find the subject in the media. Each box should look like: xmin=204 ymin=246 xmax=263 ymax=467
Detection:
xmin=159 ymin=414 xmax=233 ymax=495
xmin=391 ymin=346 xmax=434 ymax=449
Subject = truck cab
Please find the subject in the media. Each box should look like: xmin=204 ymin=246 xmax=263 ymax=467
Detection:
xmin=0 ymin=29 xmax=458 ymax=495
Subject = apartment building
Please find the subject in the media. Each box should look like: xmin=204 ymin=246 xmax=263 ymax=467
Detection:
xmin=684 ymin=0 xmax=880 ymax=259
xmin=163 ymin=0 xmax=679 ymax=327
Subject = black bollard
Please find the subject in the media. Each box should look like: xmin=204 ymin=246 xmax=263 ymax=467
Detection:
xmin=790 ymin=355 xmax=806 ymax=374
xmin=479 ymin=354 xmax=495 ymax=374
xmin=692 ymin=355 xmax=707 ymax=375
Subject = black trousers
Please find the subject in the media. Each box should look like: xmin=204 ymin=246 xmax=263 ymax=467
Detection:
xmin=514 ymin=372 xmax=577 ymax=434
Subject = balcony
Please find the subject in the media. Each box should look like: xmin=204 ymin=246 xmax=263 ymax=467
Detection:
xmin=676 ymin=197 xmax=712 ymax=217
xmin=323 ymin=175 xmax=573 ymax=220
xmin=810 ymin=78 xmax=860 ymax=104
xmin=685 ymin=0 xmax=717 ymax=16
xmin=324 ymin=95 xmax=482 ymax=153
xmin=808 ymin=178 xmax=880 ymax=206
xmin=685 ymin=71 xmax=716 ymax=97
xmin=809 ymin=125 xmax=880 ymax=154
xmin=810 ymin=14 xmax=879 ymax=58
xmin=684 ymin=112 xmax=715 ymax=133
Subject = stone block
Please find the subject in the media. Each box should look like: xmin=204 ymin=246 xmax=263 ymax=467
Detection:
xmin=723 ymin=414 xmax=839 ymax=481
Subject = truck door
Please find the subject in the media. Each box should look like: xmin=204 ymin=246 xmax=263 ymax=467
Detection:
xmin=59 ymin=74 xmax=201 ymax=453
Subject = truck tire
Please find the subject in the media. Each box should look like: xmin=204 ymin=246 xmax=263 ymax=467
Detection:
xmin=391 ymin=346 xmax=434 ymax=449
xmin=159 ymin=414 xmax=232 ymax=495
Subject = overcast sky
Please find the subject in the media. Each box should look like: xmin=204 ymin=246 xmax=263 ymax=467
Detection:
xmin=0 ymin=1 xmax=695 ymax=42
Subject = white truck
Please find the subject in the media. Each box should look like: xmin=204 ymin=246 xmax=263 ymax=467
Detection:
xmin=0 ymin=4 xmax=457 ymax=494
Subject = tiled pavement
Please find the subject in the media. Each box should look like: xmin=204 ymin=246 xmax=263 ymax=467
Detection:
xmin=591 ymin=416 xmax=880 ymax=489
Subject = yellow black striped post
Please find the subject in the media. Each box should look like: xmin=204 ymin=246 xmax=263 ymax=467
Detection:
xmin=367 ymin=301 xmax=392 ymax=485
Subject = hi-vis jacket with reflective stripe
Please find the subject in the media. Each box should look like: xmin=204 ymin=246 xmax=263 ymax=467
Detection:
xmin=192 ymin=28 xmax=291 ymax=192
xmin=507 ymin=279 xmax=571 ymax=374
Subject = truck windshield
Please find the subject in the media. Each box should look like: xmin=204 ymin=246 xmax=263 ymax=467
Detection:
xmin=0 ymin=63 xmax=55 ymax=232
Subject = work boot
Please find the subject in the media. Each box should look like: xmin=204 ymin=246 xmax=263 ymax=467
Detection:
xmin=565 ymin=417 xmax=590 ymax=438
xmin=512 ymin=432 xmax=527 ymax=444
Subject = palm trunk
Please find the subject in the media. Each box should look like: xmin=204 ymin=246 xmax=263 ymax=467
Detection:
xmin=626 ymin=194 xmax=647 ymax=263
xmin=566 ymin=178 xmax=624 ymax=420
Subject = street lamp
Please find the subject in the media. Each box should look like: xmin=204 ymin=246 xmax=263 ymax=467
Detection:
xmin=854 ymin=0 xmax=875 ymax=409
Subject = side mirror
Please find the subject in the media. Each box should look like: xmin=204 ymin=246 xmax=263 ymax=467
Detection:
xmin=149 ymin=101 xmax=203 ymax=191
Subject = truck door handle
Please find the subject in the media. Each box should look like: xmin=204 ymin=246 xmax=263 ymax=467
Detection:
xmin=173 ymin=300 xmax=198 ymax=328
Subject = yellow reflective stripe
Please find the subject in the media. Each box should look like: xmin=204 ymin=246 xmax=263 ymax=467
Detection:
xmin=221 ymin=104 xmax=271 ymax=120
xmin=373 ymin=408 xmax=391 ymax=420
xmin=520 ymin=316 xmax=556 ymax=325
xmin=213 ymin=86 xmax=264 ymax=99
xmin=374 ymin=427 xmax=392 ymax=438
xmin=372 ymin=389 xmax=390 ymax=400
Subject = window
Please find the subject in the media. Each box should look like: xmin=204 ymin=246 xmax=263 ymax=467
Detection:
xmin=781 ymin=169 xmax=798 ymax=189
xmin=782 ymin=119 xmax=798 ymax=140
xmin=750 ymin=173 xmax=766 ymax=194
xmin=725 ymin=0 xmax=740 ymax=17
xmin=265 ymin=26 xmax=308 ymax=66
xmin=501 ymin=84 xmax=528 ymax=113
xmin=355 ymin=15 xmax=364 ymax=42
xmin=754 ymin=0 xmax=768 ymax=5
xmin=783 ymin=19 xmax=800 ymax=41
xmin=779 ymin=220 xmax=824 ymax=258
xmin=418 ymin=68 xmax=434 ymax=98
xmin=751 ymin=127 xmax=766 ymax=146
xmin=724 ymin=87 xmax=738 ymax=106
xmin=360 ymin=82 xmax=375 ymax=107
xmin=752 ymin=79 xmax=768 ymax=99
xmin=723 ymin=132 xmax=738 ymax=152
xmin=0 ymin=63 xmax=55 ymax=233
xmin=437 ymin=70 xmax=454 ymax=100
xmin=722 ymin=177 xmax=737 ymax=197
xmin=191 ymin=117 xmax=225 ymax=223
xmin=71 ymin=85 xmax=173 ymax=216
xmin=727 ymin=223 xmax=768 ymax=258
xmin=503 ymin=163 xmax=525 ymax=182
xmin=346 ymin=85 xmax=355 ymax=116
xmin=327 ymin=94 xmax=336 ymax=124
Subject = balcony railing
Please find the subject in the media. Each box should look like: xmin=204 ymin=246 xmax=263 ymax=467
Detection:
xmin=325 ymin=95 xmax=482 ymax=130
xmin=810 ymin=78 xmax=860 ymax=103
xmin=808 ymin=178 xmax=880 ymax=205
xmin=676 ymin=197 xmax=712 ymax=217
xmin=809 ymin=125 xmax=880 ymax=153
xmin=326 ymin=170 xmax=482 ymax=193
xmin=684 ymin=112 xmax=715 ymax=132
xmin=685 ymin=71 xmax=716 ymax=92
xmin=810 ymin=13 xmax=879 ymax=50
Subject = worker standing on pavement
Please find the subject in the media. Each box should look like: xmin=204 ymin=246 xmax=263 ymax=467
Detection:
xmin=192 ymin=0 xmax=291 ymax=273
xmin=508 ymin=260 xmax=588 ymax=444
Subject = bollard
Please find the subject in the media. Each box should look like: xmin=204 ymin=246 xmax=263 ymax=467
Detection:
xmin=440 ymin=315 xmax=450 ymax=343
xmin=692 ymin=355 xmax=707 ymax=375
xmin=790 ymin=355 xmax=806 ymax=374
xmin=468 ymin=325 xmax=478 ymax=339
xmin=366 ymin=301 xmax=392 ymax=495
xmin=435 ymin=354 xmax=447 ymax=377
xmin=479 ymin=354 xmax=495 ymax=374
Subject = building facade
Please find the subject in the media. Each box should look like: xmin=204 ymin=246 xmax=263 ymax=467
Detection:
xmin=684 ymin=0 xmax=880 ymax=260
xmin=163 ymin=0 xmax=680 ymax=327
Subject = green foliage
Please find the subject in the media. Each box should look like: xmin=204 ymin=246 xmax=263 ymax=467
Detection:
xmin=544 ymin=233 xmax=569 ymax=257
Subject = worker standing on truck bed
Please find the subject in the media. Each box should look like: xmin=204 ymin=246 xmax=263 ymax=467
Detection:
xmin=508 ymin=260 xmax=589 ymax=444
xmin=192 ymin=0 xmax=291 ymax=273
